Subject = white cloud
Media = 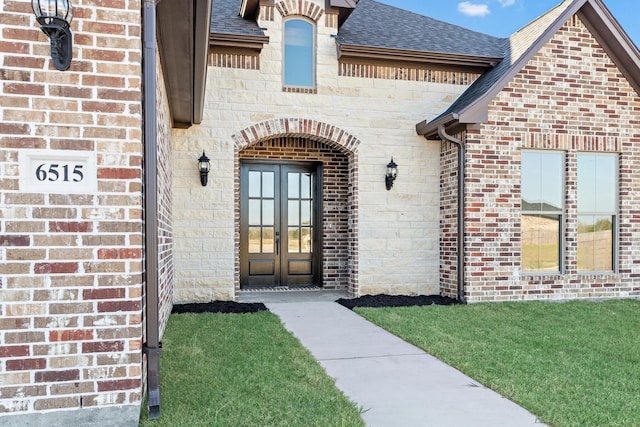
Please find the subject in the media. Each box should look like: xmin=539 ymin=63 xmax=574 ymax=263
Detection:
xmin=457 ymin=2 xmax=491 ymax=17
xmin=498 ymin=0 xmax=516 ymax=6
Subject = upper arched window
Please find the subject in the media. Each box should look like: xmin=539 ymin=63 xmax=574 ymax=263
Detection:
xmin=283 ymin=18 xmax=315 ymax=88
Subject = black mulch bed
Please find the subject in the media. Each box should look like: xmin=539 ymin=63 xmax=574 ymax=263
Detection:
xmin=171 ymin=294 xmax=458 ymax=314
xmin=336 ymin=294 xmax=459 ymax=310
xmin=172 ymin=301 xmax=267 ymax=314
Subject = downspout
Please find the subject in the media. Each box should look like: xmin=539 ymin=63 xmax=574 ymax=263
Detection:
xmin=437 ymin=125 xmax=467 ymax=304
xmin=142 ymin=0 xmax=161 ymax=419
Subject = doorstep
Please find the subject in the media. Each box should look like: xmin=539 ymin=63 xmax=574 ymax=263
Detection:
xmin=238 ymin=287 xmax=349 ymax=303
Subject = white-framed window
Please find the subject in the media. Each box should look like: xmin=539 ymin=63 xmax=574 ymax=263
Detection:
xmin=521 ymin=150 xmax=564 ymax=273
xmin=283 ymin=18 xmax=315 ymax=88
xmin=577 ymin=153 xmax=618 ymax=272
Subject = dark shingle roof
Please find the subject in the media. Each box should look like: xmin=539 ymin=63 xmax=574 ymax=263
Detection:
xmin=210 ymin=0 xmax=504 ymax=59
xmin=336 ymin=0 xmax=506 ymax=59
xmin=210 ymin=0 xmax=265 ymax=37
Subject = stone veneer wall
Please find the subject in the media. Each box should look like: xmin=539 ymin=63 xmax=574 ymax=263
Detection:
xmin=461 ymin=15 xmax=640 ymax=301
xmin=172 ymin=0 xmax=472 ymax=302
xmin=0 ymin=0 xmax=146 ymax=424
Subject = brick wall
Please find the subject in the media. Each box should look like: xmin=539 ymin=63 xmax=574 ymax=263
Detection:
xmin=338 ymin=64 xmax=481 ymax=85
xmin=0 ymin=0 xmax=145 ymax=423
xmin=461 ymin=15 xmax=640 ymax=301
xmin=439 ymin=133 xmax=466 ymax=300
xmin=155 ymin=51 xmax=174 ymax=338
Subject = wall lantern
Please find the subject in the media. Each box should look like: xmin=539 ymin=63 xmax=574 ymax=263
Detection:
xmin=32 ymin=0 xmax=73 ymax=71
xmin=385 ymin=157 xmax=398 ymax=190
xmin=198 ymin=151 xmax=211 ymax=187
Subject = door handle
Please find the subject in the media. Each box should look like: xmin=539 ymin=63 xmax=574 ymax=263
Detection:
xmin=275 ymin=231 xmax=280 ymax=255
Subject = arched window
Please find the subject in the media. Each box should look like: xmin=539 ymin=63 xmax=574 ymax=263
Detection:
xmin=283 ymin=18 xmax=315 ymax=88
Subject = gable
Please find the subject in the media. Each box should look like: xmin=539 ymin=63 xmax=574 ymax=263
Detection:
xmin=488 ymin=13 xmax=640 ymax=137
xmin=417 ymin=0 xmax=640 ymax=139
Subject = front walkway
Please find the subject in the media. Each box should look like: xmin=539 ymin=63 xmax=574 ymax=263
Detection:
xmin=267 ymin=301 xmax=545 ymax=427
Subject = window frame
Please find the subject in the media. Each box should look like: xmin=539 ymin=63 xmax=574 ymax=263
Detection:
xmin=576 ymin=152 xmax=619 ymax=274
xmin=282 ymin=17 xmax=316 ymax=90
xmin=521 ymin=149 xmax=565 ymax=275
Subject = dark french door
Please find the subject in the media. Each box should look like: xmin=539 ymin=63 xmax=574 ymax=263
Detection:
xmin=240 ymin=161 xmax=321 ymax=288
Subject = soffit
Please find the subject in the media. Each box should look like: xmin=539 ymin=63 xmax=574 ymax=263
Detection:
xmin=157 ymin=0 xmax=213 ymax=128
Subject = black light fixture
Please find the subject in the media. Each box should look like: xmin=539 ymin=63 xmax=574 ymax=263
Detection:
xmin=385 ymin=157 xmax=398 ymax=190
xmin=198 ymin=151 xmax=211 ymax=186
xmin=32 ymin=0 xmax=73 ymax=71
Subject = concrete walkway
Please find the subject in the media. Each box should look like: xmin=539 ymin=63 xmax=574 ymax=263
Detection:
xmin=266 ymin=301 xmax=545 ymax=427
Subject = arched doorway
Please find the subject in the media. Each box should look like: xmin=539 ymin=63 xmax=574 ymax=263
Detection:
xmin=232 ymin=119 xmax=360 ymax=297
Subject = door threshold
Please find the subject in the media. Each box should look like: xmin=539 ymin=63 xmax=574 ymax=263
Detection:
xmin=241 ymin=286 xmax=322 ymax=292
xmin=238 ymin=287 xmax=349 ymax=303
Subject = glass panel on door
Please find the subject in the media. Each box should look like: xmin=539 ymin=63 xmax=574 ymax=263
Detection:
xmin=287 ymin=171 xmax=314 ymax=257
xmin=247 ymin=171 xmax=275 ymax=254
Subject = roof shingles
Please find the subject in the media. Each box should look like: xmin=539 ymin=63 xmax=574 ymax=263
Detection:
xmin=336 ymin=0 xmax=506 ymax=59
xmin=211 ymin=0 xmax=265 ymax=37
xmin=210 ymin=0 xmax=505 ymax=59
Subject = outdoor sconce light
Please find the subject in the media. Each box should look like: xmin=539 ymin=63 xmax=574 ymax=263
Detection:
xmin=32 ymin=0 xmax=73 ymax=71
xmin=385 ymin=157 xmax=398 ymax=190
xmin=198 ymin=151 xmax=211 ymax=187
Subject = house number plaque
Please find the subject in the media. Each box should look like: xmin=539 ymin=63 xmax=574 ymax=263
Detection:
xmin=19 ymin=150 xmax=97 ymax=194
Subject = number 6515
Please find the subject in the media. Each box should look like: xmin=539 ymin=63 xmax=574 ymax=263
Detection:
xmin=35 ymin=164 xmax=84 ymax=182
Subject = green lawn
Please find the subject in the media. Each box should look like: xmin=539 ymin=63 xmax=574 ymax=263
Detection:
xmin=139 ymin=311 xmax=364 ymax=427
xmin=355 ymin=299 xmax=640 ymax=427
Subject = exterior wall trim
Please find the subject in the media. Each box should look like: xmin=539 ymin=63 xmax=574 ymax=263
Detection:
xmin=1 ymin=405 xmax=140 ymax=427
xmin=210 ymin=33 xmax=270 ymax=51
xmin=337 ymin=44 xmax=501 ymax=69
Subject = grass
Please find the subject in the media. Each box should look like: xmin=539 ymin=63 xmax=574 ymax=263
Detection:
xmin=139 ymin=311 xmax=364 ymax=427
xmin=355 ymin=299 xmax=640 ymax=427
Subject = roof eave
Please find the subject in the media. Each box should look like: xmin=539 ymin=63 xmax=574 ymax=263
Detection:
xmin=211 ymin=33 xmax=270 ymax=51
xmin=416 ymin=113 xmax=458 ymax=138
xmin=192 ymin=0 xmax=212 ymax=125
xmin=337 ymin=43 xmax=501 ymax=68
xmin=157 ymin=0 xmax=212 ymax=128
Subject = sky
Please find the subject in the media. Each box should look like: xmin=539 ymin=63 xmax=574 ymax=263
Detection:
xmin=377 ymin=0 xmax=640 ymax=48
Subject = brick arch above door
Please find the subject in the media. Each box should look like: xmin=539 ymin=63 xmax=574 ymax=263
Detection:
xmin=231 ymin=118 xmax=361 ymax=155
xmin=232 ymin=119 xmax=361 ymax=297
